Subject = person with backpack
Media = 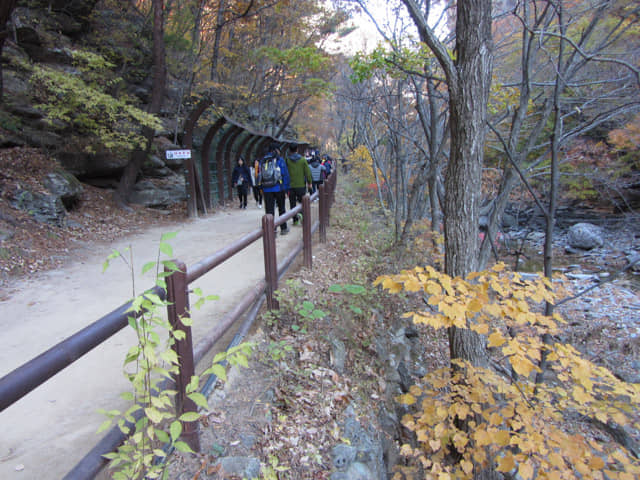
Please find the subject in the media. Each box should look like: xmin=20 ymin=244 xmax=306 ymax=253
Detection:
xmin=285 ymin=144 xmax=312 ymax=225
xmin=259 ymin=143 xmax=290 ymax=235
xmin=231 ymin=156 xmax=252 ymax=209
xmin=308 ymin=154 xmax=325 ymax=194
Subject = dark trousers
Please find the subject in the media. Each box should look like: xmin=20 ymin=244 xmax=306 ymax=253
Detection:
xmin=288 ymin=187 xmax=306 ymax=223
xmin=252 ymin=186 xmax=262 ymax=205
xmin=264 ymin=190 xmax=287 ymax=231
xmin=311 ymin=180 xmax=323 ymax=193
xmin=236 ymin=185 xmax=248 ymax=208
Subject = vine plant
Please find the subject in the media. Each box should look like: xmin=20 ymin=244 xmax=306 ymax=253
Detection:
xmin=375 ymin=263 xmax=640 ymax=479
xmin=98 ymin=233 xmax=252 ymax=479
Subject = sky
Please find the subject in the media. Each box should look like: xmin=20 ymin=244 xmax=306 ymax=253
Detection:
xmin=325 ymin=0 xmax=447 ymax=56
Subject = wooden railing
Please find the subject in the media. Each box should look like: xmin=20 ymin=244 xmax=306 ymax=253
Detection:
xmin=0 ymin=170 xmax=337 ymax=479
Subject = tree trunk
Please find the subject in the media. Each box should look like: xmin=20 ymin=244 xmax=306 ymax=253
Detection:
xmin=443 ymin=0 xmax=493 ymax=367
xmin=402 ymin=0 xmax=493 ymax=367
xmin=115 ymin=0 xmax=166 ymax=206
xmin=0 ymin=0 xmax=17 ymax=102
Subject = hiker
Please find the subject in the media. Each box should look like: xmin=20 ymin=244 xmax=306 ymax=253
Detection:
xmin=231 ymin=156 xmax=252 ymax=209
xmin=285 ymin=144 xmax=312 ymax=225
xmin=250 ymin=157 xmax=262 ymax=208
xmin=308 ymin=154 xmax=326 ymax=194
xmin=259 ymin=144 xmax=290 ymax=235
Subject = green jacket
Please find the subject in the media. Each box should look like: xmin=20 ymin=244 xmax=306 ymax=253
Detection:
xmin=285 ymin=153 xmax=312 ymax=189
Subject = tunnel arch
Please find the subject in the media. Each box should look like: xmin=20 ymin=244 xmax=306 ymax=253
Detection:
xmin=181 ymin=98 xmax=309 ymax=217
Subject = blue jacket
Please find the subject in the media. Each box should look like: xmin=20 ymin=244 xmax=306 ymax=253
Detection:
xmin=260 ymin=154 xmax=290 ymax=193
xmin=231 ymin=164 xmax=252 ymax=187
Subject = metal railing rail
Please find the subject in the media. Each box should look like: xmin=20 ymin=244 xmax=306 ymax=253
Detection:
xmin=0 ymin=169 xmax=337 ymax=480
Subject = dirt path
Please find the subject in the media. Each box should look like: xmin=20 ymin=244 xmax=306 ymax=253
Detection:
xmin=0 ymin=205 xmax=309 ymax=480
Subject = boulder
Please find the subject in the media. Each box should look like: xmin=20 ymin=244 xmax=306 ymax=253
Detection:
xmin=567 ymin=222 xmax=604 ymax=250
xmin=57 ymin=151 xmax=129 ymax=178
xmin=142 ymin=155 xmax=173 ymax=178
xmin=28 ymin=0 xmax=100 ymax=19
xmin=10 ymin=189 xmax=66 ymax=226
xmin=42 ymin=171 xmax=83 ymax=209
xmin=128 ymin=175 xmax=186 ymax=208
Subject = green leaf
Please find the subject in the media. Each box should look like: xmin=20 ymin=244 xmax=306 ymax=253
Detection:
xmin=142 ymin=261 xmax=156 ymax=275
xmin=302 ymin=300 xmax=314 ymax=311
xmin=205 ymin=363 xmax=227 ymax=381
xmin=145 ymin=407 xmax=164 ymax=424
xmin=160 ymin=232 xmax=178 ymax=242
xmin=153 ymin=448 xmax=167 ymax=458
xmin=236 ymin=354 xmax=249 ymax=368
xmin=345 ymin=284 xmax=366 ymax=294
xmin=159 ymin=242 xmax=173 ymax=257
xmin=187 ymin=392 xmax=209 ymax=409
xmin=179 ymin=412 xmax=202 ymax=422
xmin=173 ymin=441 xmax=194 ymax=454
xmin=329 ymin=284 xmax=344 ymax=293
xmin=97 ymin=419 xmax=112 ymax=433
xmin=156 ymin=429 xmax=170 ymax=444
xmin=192 ymin=287 xmax=203 ymax=297
xmin=170 ymin=420 xmax=182 ymax=442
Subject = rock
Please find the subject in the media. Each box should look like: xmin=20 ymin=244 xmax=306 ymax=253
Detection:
xmin=331 ymin=444 xmax=357 ymax=471
xmin=329 ymin=337 xmax=346 ymax=374
xmin=10 ymin=189 xmax=66 ymax=226
xmin=57 ymin=151 xmax=129 ymax=178
xmin=330 ymin=461 xmax=373 ymax=480
xmin=626 ymin=253 xmax=640 ymax=272
xmin=42 ymin=171 xmax=83 ymax=209
xmin=128 ymin=175 xmax=186 ymax=208
xmin=213 ymin=456 xmax=260 ymax=479
xmin=567 ymin=222 xmax=604 ymax=250
xmin=142 ymin=155 xmax=174 ymax=178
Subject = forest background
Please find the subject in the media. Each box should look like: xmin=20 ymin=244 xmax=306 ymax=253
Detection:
xmin=1 ymin=0 xmax=640 ymax=479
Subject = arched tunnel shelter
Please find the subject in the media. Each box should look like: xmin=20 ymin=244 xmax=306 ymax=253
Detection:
xmin=181 ymin=99 xmax=310 ymax=217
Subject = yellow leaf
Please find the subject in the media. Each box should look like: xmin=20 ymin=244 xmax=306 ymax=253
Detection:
xmin=429 ymin=438 xmax=441 ymax=452
xmin=548 ymin=452 xmax=565 ymax=468
xmin=488 ymin=331 xmax=506 ymax=347
xmin=488 ymin=412 xmax=502 ymax=425
xmin=511 ymin=355 xmax=538 ymax=377
xmin=474 ymin=429 xmax=491 ymax=447
xmin=471 ymin=321 xmax=489 ymax=335
xmin=496 ymin=452 xmax=515 ymax=472
xmin=397 ymin=393 xmax=416 ymax=406
xmin=518 ymin=462 xmax=534 ymax=480
xmin=589 ymin=456 xmax=605 ymax=469
xmin=461 ymin=459 xmax=473 ymax=475
xmin=467 ymin=298 xmax=484 ymax=313
xmin=493 ymin=429 xmax=510 ymax=446
xmin=404 ymin=276 xmax=422 ymax=292
xmin=426 ymin=282 xmax=442 ymax=295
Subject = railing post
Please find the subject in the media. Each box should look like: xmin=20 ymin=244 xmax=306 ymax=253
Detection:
xmin=262 ymin=214 xmax=279 ymax=309
xmin=302 ymin=194 xmax=312 ymax=269
xmin=319 ymin=184 xmax=327 ymax=243
xmin=165 ymin=260 xmax=200 ymax=452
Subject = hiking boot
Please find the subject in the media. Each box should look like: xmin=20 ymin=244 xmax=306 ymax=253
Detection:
xmin=280 ymin=226 xmax=290 ymax=235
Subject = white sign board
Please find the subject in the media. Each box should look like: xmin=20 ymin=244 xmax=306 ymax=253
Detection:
xmin=166 ymin=149 xmax=191 ymax=160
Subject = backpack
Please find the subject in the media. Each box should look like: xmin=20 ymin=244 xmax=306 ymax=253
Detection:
xmin=260 ymin=156 xmax=281 ymax=188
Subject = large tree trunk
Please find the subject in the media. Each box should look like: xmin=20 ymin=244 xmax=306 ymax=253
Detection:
xmin=115 ymin=0 xmax=166 ymax=206
xmin=0 ymin=0 xmax=17 ymax=102
xmin=443 ymin=0 xmax=493 ymax=367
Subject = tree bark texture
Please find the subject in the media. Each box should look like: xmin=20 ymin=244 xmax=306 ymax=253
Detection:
xmin=443 ymin=0 xmax=493 ymax=370
xmin=0 ymin=0 xmax=17 ymax=101
xmin=115 ymin=0 xmax=166 ymax=205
